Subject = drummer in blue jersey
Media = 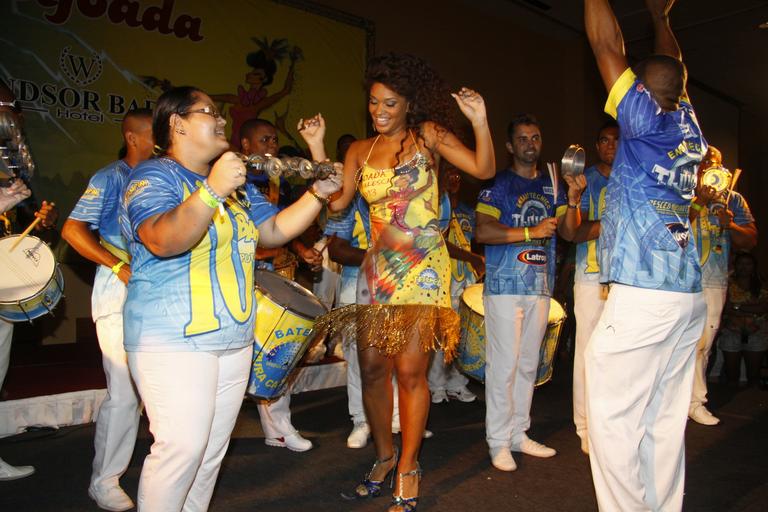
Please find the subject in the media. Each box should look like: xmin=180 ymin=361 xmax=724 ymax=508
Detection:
xmin=119 ymin=86 xmax=341 ymax=512
xmin=239 ymin=117 xmax=315 ymax=452
xmin=688 ymin=146 xmax=757 ymax=425
xmin=62 ymin=108 xmax=153 ymax=511
xmin=585 ymin=1 xmax=709 ymax=510
xmin=569 ymin=119 xmax=618 ymax=456
xmin=429 ymin=165 xmax=483 ymax=404
xmin=475 ymin=114 xmax=584 ymax=472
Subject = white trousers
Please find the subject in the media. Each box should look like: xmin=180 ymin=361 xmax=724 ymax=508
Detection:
xmin=484 ymin=294 xmax=550 ymax=449
xmin=0 ymin=320 xmax=11 ymax=389
xmin=572 ymin=282 xmax=606 ymax=440
xmin=128 ymin=346 xmax=252 ymax=512
xmin=344 ymin=338 xmax=400 ymax=428
xmin=91 ymin=313 xmax=142 ymax=491
xmin=257 ymin=394 xmax=295 ymax=439
xmin=585 ymin=284 xmax=705 ymax=512
xmin=690 ymin=287 xmax=726 ymax=411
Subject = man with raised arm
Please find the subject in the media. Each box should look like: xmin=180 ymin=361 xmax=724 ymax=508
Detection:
xmin=62 ymin=108 xmax=153 ymax=510
xmin=584 ymin=1 xmax=707 ymax=510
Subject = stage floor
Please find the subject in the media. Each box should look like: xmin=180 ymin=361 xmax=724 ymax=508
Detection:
xmin=1 ymin=366 xmax=766 ymax=511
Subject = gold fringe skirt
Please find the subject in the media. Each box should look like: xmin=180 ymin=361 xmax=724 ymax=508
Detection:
xmin=314 ymin=304 xmax=460 ymax=362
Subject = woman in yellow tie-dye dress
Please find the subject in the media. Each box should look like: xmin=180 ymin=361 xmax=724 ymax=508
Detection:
xmin=306 ymin=53 xmax=495 ymax=512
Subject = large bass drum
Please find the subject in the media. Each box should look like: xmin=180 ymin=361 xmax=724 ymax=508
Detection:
xmin=456 ymin=283 xmax=565 ymax=387
xmin=0 ymin=234 xmax=64 ymax=322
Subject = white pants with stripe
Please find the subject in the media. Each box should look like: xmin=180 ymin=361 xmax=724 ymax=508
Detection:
xmin=586 ymin=284 xmax=705 ymax=511
xmin=572 ymin=282 xmax=606 ymax=441
xmin=91 ymin=313 xmax=142 ymax=491
xmin=128 ymin=346 xmax=251 ymax=512
xmin=484 ymin=294 xmax=549 ymax=449
xmin=690 ymin=286 xmax=726 ymax=412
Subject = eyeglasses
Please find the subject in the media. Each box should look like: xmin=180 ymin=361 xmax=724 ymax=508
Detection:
xmin=180 ymin=105 xmax=223 ymax=120
xmin=0 ymin=100 xmax=21 ymax=113
xmin=258 ymin=135 xmax=279 ymax=145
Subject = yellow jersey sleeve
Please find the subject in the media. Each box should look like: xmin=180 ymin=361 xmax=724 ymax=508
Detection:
xmin=604 ymin=67 xmax=637 ymax=119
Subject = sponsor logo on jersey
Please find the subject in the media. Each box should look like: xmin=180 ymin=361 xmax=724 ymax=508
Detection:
xmin=124 ymin=179 xmax=150 ymax=201
xmin=417 ymin=268 xmax=440 ymax=290
xmin=666 ymin=222 xmax=689 ymax=248
xmin=517 ymin=250 xmax=548 ymax=266
xmin=82 ymin=186 xmax=100 ymax=198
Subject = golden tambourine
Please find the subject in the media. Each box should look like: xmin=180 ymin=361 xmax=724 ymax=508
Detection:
xmin=700 ymin=165 xmax=732 ymax=194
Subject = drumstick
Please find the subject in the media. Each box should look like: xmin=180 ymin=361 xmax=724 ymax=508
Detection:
xmin=546 ymin=162 xmax=559 ymax=209
xmin=9 ymin=216 xmax=41 ymax=251
xmin=724 ymin=168 xmax=742 ymax=204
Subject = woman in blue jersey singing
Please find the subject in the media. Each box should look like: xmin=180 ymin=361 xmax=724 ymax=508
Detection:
xmin=120 ymin=86 xmax=340 ymax=512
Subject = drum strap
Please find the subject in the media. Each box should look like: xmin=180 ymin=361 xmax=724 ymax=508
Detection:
xmin=100 ymin=237 xmax=130 ymax=264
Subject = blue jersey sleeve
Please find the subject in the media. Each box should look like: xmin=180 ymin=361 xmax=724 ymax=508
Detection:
xmin=124 ymin=162 xmax=182 ymax=240
xmin=730 ymin=192 xmax=754 ymax=226
xmin=476 ymin=178 xmax=503 ymax=219
xmin=324 ymin=204 xmax=356 ymax=240
xmin=69 ymin=170 xmax=112 ymax=228
xmin=245 ymin=183 xmax=279 ymax=226
xmin=605 ymin=68 xmax=661 ymax=140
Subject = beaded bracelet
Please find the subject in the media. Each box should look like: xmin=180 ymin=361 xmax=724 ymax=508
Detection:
xmin=199 ymin=180 xmax=225 ymax=209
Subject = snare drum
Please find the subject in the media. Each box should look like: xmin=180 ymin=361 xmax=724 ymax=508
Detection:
xmin=456 ymin=283 xmax=565 ymax=386
xmin=247 ymin=269 xmax=327 ymax=399
xmin=0 ymin=234 xmax=64 ymax=322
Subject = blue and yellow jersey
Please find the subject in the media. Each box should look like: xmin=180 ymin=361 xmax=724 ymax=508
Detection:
xmin=447 ymin=202 xmax=477 ymax=286
xmin=120 ymin=157 xmax=279 ymax=352
xmin=477 ymin=169 xmax=566 ymax=297
xmin=323 ymin=194 xmax=370 ymax=281
xmin=68 ymin=160 xmax=131 ymax=262
xmin=574 ymin=165 xmax=610 ymax=284
xmin=600 ymin=68 xmax=706 ymax=292
xmin=692 ymin=191 xmax=753 ymax=289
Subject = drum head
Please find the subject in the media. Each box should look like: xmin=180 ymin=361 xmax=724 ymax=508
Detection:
xmin=548 ymin=298 xmax=565 ymax=323
xmin=255 ymin=269 xmax=327 ymax=319
xmin=0 ymin=235 xmax=56 ymax=302
xmin=461 ymin=283 xmax=485 ymax=315
xmin=701 ymin=166 xmax=731 ymax=193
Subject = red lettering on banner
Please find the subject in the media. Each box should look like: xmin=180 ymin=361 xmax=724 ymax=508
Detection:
xmin=36 ymin=0 xmax=203 ymax=41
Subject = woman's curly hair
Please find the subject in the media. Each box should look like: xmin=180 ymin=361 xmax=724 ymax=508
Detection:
xmin=365 ymin=53 xmax=455 ymax=152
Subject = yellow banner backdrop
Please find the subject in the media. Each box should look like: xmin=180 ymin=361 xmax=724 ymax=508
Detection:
xmin=0 ymin=0 xmax=369 ymax=219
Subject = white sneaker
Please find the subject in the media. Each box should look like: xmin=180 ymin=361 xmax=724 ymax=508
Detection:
xmin=512 ymin=435 xmax=557 ymax=458
xmin=347 ymin=422 xmax=370 ymax=449
xmin=88 ymin=485 xmax=135 ymax=512
xmin=446 ymin=387 xmax=477 ymax=403
xmin=490 ymin=447 xmax=517 ymax=472
xmin=0 ymin=458 xmax=35 ymax=481
xmin=265 ymin=431 xmax=313 ymax=452
xmin=689 ymin=405 xmax=720 ymax=426
xmin=431 ymin=389 xmax=448 ymax=403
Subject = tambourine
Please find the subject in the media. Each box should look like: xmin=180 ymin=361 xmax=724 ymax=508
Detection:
xmin=236 ymin=153 xmax=335 ymax=180
xmin=700 ymin=165 xmax=732 ymax=194
xmin=560 ymin=144 xmax=585 ymax=177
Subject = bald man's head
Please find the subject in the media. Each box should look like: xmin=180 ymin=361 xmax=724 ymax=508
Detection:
xmin=635 ymin=55 xmax=687 ymax=112
xmin=122 ymin=108 xmax=154 ymax=165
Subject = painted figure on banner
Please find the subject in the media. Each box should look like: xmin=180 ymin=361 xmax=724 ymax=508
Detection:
xmin=211 ymin=38 xmax=303 ymax=149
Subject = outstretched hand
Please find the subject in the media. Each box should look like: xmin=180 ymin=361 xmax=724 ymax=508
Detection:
xmin=451 ymin=87 xmax=488 ymax=127
xmin=0 ymin=180 xmax=31 ymax=213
